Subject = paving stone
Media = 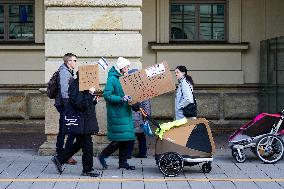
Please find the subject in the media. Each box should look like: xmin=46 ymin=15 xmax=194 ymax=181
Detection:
xmin=189 ymin=181 xmax=214 ymax=189
xmin=210 ymin=181 xmax=237 ymax=189
xmin=76 ymin=181 xmax=100 ymax=189
xmin=233 ymin=182 xmax=260 ymax=189
xmin=122 ymin=182 xmax=144 ymax=189
xmin=144 ymin=182 xmax=168 ymax=189
xmin=255 ymin=182 xmax=283 ymax=189
xmin=166 ymin=180 xmax=190 ymax=189
xmin=99 ymin=181 xmax=121 ymax=189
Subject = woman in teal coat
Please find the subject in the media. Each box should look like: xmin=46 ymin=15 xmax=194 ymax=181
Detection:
xmin=98 ymin=57 xmax=136 ymax=170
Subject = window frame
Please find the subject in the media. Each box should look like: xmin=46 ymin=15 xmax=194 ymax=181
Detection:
xmin=0 ymin=0 xmax=35 ymax=43
xmin=169 ymin=0 xmax=227 ymax=42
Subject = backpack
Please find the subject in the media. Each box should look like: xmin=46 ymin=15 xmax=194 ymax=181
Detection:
xmin=47 ymin=70 xmax=59 ymax=99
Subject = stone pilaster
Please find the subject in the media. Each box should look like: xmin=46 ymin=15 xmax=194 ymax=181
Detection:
xmin=39 ymin=0 xmax=142 ymax=155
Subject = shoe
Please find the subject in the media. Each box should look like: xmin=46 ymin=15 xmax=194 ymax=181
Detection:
xmin=67 ymin=158 xmax=77 ymax=165
xmin=127 ymin=155 xmax=132 ymax=159
xmin=51 ymin=156 xmax=63 ymax=174
xmin=119 ymin=163 xmax=135 ymax=170
xmin=97 ymin=154 xmax=108 ymax=169
xmin=134 ymin=155 xmax=147 ymax=158
xmin=81 ymin=169 xmax=100 ymax=177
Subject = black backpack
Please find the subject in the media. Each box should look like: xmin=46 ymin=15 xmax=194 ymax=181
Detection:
xmin=47 ymin=70 xmax=59 ymax=99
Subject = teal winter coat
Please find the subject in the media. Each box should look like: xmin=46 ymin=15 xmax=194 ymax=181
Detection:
xmin=103 ymin=66 xmax=135 ymax=141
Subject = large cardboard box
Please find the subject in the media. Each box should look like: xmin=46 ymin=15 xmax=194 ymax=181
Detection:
xmin=79 ymin=64 xmax=99 ymax=91
xmin=120 ymin=62 xmax=175 ymax=104
xmin=156 ymin=118 xmax=216 ymax=157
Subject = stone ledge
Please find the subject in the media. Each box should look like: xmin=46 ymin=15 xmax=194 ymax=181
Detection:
xmin=150 ymin=43 xmax=249 ymax=51
xmin=0 ymin=44 xmax=45 ymax=50
xmin=0 ymin=121 xmax=44 ymax=133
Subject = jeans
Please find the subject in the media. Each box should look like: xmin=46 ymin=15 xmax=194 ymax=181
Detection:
xmin=55 ymin=106 xmax=75 ymax=154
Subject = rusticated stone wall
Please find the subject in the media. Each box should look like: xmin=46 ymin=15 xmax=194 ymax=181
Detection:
xmin=39 ymin=0 xmax=143 ymax=155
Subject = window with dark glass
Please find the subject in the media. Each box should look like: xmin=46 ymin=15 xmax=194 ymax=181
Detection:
xmin=170 ymin=1 xmax=226 ymax=41
xmin=0 ymin=0 xmax=34 ymax=42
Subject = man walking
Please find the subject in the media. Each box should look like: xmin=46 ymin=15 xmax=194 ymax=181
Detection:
xmin=54 ymin=53 xmax=77 ymax=164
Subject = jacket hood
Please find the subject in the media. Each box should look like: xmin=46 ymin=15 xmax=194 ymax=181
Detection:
xmin=108 ymin=66 xmax=122 ymax=77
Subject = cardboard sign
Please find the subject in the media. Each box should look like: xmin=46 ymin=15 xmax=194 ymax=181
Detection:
xmin=120 ymin=61 xmax=175 ymax=104
xmin=79 ymin=64 xmax=99 ymax=91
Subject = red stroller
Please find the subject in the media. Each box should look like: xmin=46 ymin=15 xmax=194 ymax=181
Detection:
xmin=228 ymin=110 xmax=284 ymax=163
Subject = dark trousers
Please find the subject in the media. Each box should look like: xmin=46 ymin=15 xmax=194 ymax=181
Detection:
xmin=100 ymin=141 xmax=130 ymax=165
xmin=55 ymin=106 xmax=75 ymax=154
xmin=57 ymin=134 xmax=94 ymax=172
xmin=127 ymin=133 xmax=147 ymax=156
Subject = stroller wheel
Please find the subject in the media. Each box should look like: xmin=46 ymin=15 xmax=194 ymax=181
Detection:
xmin=256 ymin=134 xmax=284 ymax=164
xmin=251 ymin=147 xmax=257 ymax=155
xmin=158 ymin=152 xmax=184 ymax=177
xmin=201 ymin=162 xmax=212 ymax=173
xmin=235 ymin=150 xmax=246 ymax=163
xmin=232 ymin=149 xmax=238 ymax=158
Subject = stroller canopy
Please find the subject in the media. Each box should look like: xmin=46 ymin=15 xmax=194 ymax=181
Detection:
xmin=156 ymin=118 xmax=215 ymax=157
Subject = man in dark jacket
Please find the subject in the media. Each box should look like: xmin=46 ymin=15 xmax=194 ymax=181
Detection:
xmin=52 ymin=72 xmax=100 ymax=177
xmin=54 ymin=53 xmax=78 ymax=165
xmin=97 ymin=57 xmax=136 ymax=170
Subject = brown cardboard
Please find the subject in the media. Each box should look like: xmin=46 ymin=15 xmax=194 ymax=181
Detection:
xmin=120 ymin=61 xmax=175 ymax=104
xmin=79 ymin=64 xmax=99 ymax=91
xmin=156 ymin=118 xmax=216 ymax=157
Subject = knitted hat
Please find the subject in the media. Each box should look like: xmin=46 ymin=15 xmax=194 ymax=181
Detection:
xmin=115 ymin=57 xmax=131 ymax=70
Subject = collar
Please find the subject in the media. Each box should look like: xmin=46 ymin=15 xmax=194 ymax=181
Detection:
xmin=178 ymin=76 xmax=186 ymax=83
xmin=64 ymin=63 xmax=74 ymax=76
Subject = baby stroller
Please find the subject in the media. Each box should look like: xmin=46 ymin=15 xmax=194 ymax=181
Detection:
xmin=228 ymin=110 xmax=284 ymax=164
xmin=140 ymin=108 xmax=215 ymax=177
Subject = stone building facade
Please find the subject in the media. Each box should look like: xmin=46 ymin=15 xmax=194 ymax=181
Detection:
xmin=0 ymin=0 xmax=284 ymax=154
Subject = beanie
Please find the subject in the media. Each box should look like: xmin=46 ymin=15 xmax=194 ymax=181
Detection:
xmin=115 ymin=57 xmax=131 ymax=70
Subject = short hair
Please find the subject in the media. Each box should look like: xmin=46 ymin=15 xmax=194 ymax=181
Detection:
xmin=63 ymin=53 xmax=77 ymax=62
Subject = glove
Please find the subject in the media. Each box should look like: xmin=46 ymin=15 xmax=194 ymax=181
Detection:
xmin=131 ymin=102 xmax=141 ymax=112
xmin=122 ymin=95 xmax=132 ymax=102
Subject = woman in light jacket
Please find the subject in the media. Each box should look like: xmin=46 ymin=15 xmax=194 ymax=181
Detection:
xmin=175 ymin=66 xmax=196 ymax=120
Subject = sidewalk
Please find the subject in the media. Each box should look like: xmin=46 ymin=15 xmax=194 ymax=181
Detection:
xmin=1 ymin=149 xmax=284 ymax=189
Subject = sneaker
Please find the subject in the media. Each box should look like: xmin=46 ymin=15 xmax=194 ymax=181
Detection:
xmin=81 ymin=169 xmax=100 ymax=177
xmin=134 ymin=155 xmax=147 ymax=158
xmin=119 ymin=162 xmax=135 ymax=170
xmin=51 ymin=156 xmax=63 ymax=174
xmin=67 ymin=158 xmax=77 ymax=165
xmin=97 ymin=154 xmax=108 ymax=169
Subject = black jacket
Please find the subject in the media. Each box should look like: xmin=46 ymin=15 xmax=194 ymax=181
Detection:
xmin=69 ymin=79 xmax=99 ymax=134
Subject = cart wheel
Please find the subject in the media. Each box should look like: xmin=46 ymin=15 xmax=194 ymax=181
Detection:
xmin=235 ymin=150 xmax=246 ymax=163
xmin=201 ymin=163 xmax=212 ymax=173
xmin=158 ymin=152 xmax=184 ymax=177
xmin=256 ymin=134 xmax=284 ymax=164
